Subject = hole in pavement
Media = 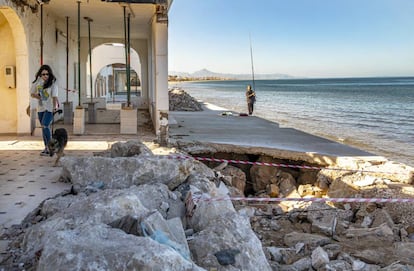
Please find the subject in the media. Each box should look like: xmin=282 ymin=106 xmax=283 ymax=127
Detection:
xmin=17 ymin=186 xmax=24 ymax=189
xmin=41 ymin=187 xmax=47 ymax=190
xmin=15 ymin=202 xmax=23 ymax=205
xmin=29 ymin=180 xmax=36 ymax=183
xmin=4 ymin=193 xmax=11 ymax=196
xmin=28 ymin=194 xmax=35 ymax=197
xmin=7 ymin=179 xmax=14 ymax=182
xmin=0 ymin=212 xmax=7 ymax=215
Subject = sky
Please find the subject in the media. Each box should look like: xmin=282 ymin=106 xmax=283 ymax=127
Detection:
xmin=168 ymin=0 xmax=414 ymax=78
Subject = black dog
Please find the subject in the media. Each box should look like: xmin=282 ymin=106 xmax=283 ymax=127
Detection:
xmin=48 ymin=128 xmax=68 ymax=167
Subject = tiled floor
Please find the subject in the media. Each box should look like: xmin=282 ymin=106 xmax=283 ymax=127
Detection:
xmin=0 ymin=124 xmax=156 ymax=229
xmin=0 ymin=148 xmax=69 ymax=228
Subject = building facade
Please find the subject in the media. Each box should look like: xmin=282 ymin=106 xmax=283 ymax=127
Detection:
xmin=0 ymin=0 xmax=171 ymax=143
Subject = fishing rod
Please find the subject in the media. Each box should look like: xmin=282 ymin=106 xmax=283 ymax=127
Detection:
xmin=249 ymin=33 xmax=256 ymax=91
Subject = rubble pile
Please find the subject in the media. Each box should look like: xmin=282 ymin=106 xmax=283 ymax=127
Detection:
xmin=169 ymin=88 xmax=203 ymax=111
xmin=1 ymin=141 xmax=414 ymax=271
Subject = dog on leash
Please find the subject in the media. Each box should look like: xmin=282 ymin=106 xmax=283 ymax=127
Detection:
xmin=48 ymin=128 xmax=68 ymax=167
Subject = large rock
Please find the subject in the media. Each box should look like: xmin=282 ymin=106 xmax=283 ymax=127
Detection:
xmin=36 ymin=223 xmax=204 ymax=271
xmin=189 ymin=211 xmax=271 ymax=271
xmin=185 ymin=181 xmax=271 ymax=270
xmin=250 ymin=157 xmax=281 ymax=192
xmin=96 ymin=140 xmax=154 ymax=158
xmin=61 ymin=155 xmax=215 ymax=192
xmin=219 ymin=165 xmax=246 ymax=193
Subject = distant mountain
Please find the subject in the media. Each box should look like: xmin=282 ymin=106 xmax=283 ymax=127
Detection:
xmin=169 ymin=69 xmax=296 ymax=80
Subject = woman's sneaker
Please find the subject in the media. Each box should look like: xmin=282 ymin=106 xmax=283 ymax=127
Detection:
xmin=40 ymin=149 xmax=49 ymax=156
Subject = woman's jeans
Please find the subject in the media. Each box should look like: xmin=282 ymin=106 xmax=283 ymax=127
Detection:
xmin=37 ymin=111 xmax=53 ymax=148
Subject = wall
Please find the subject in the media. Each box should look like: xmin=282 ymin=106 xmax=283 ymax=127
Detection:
xmin=41 ymin=8 xmax=78 ymax=110
xmin=0 ymin=11 xmax=17 ymax=133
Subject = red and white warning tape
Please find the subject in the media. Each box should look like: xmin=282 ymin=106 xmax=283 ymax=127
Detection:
xmin=192 ymin=196 xmax=414 ymax=204
xmin=168 ymin=155 xmax=400 ymax=174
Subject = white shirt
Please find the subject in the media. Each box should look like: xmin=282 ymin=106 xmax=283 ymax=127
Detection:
xmin=30 ymin=78 xmax=58 ymax=113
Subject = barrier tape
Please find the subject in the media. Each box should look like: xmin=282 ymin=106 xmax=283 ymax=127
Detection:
xmin=192 ymin=196 xmax=414 ymax=204
xmin=168 ymin=155 xmax=401 ymax=174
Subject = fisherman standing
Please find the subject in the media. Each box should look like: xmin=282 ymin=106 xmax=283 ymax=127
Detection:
xmin=245 ymin=84 xmax=256 ymax=115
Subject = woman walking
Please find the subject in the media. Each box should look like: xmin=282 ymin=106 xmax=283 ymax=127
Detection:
xmin=30 ymin=64 xmax=59 ymax=156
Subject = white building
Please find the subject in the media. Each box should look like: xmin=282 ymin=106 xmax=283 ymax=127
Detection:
xmin=0 ymin=0 xmax=172 ymax=143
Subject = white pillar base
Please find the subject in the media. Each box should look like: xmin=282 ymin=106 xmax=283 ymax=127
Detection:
xmin=73 ymin=107 xmax=85 ymax=135
xmin=120 ymin=108 xmax=137 ymax=134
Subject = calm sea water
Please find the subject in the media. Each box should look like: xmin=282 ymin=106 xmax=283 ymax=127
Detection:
xmin=171 ymin=77 xmax=414 ymax=166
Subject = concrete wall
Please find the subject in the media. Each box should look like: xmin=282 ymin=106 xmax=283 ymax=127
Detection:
xmin=0 ymin=12 xmax=17 ymax=133
xmin=150 ymin=17 xmax=169 ymax=139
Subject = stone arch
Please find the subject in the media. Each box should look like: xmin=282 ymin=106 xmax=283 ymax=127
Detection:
xmin=0 ymin=6 xmax=30 ymax=134
xmin=96 ymin=63 xmax=141 ymax=100
xmin=87 ymin=43 xmax=141 ymax=100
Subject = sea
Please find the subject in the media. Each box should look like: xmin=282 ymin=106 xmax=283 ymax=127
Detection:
xmin=170 ymin=77 xmax=414 ymax=166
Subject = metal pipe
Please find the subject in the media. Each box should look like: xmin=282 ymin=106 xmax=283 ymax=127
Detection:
xmin=40 ymin=4 xmax=43 ymax=65
xmin=77 ymin=0 xmax=81 ymax=107
xmin=127 ymin=12 xmax=131 ymax=107
xmin=123 ymin=6 xmax=127 ymax=105
xmin=66 ymin=16 xmax=69 ymax=103
xmin=84 ymin=17 xmax=93 ymax=103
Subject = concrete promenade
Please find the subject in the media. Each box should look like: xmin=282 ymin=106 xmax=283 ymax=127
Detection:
xmin=169 ymin=102 xmax=375 ymax=158
xmin=0 ymin=104 xmax=380 ymax=231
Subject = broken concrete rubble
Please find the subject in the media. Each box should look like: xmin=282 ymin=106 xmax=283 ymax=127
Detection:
xmin=1 ymin=140 xmax=414 ymax=270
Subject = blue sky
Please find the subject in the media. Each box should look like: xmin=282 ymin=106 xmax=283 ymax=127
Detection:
xmin=168 ymin=0 xmax=414 ymax=78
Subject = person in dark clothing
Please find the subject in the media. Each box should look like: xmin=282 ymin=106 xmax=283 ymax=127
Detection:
xmin=245 ymin=84 xmax=256 ymax=115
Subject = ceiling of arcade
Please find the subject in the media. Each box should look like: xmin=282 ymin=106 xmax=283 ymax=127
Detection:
xmin=10 ymin=0 xmax=167 ymax=39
